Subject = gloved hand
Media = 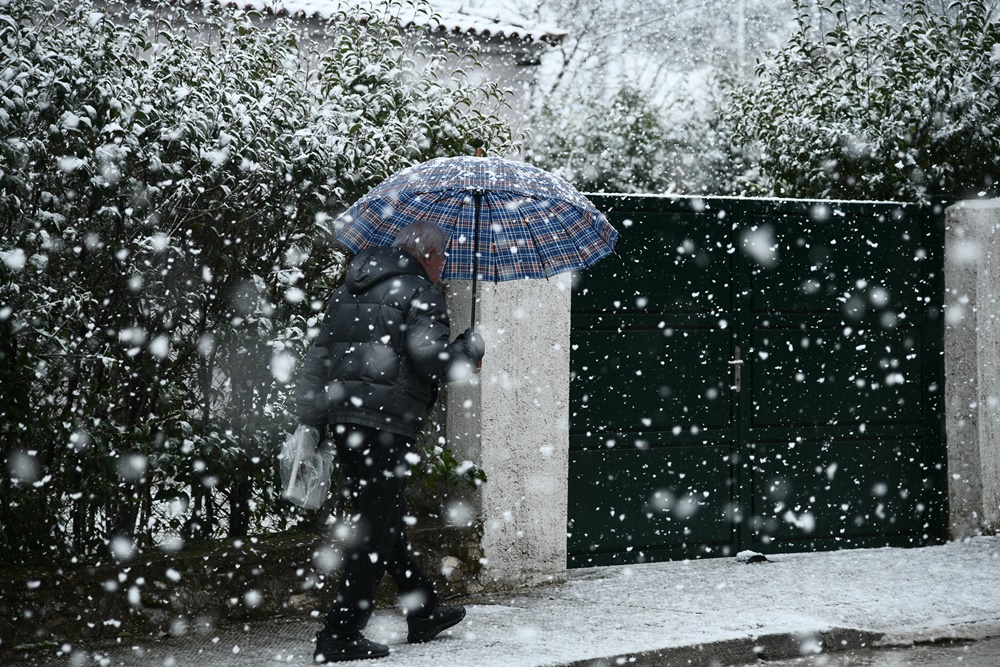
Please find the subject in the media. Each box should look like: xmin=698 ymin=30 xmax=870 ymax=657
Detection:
xmin=453 ymin=328 xmax=486 ymax=364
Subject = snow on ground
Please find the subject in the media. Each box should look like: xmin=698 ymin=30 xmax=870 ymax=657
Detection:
xmin=19 ymin=536 xmax=1000 ymax=667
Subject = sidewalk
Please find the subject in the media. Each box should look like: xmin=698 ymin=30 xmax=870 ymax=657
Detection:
xmin=12 ymin=536 xmax=1000 ymax=667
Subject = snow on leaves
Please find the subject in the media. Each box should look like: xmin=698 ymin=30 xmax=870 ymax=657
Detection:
xmin=0 ymin=0 xmax=510 ymax=564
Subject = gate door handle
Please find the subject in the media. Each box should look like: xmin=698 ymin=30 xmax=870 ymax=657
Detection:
xmin=728 ymin=346 xmax=743 ymax=393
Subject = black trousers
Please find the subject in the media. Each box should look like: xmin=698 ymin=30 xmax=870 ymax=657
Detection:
xmin=323 ymin=424 xmax=438 ymax=636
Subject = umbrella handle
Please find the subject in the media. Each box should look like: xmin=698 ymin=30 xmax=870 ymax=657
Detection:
xmin=471 ymin=192 xmax=482 ymax=333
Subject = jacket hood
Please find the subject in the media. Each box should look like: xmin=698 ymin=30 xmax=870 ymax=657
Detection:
xmin=345 ymin=246 xmax=430 ymax=294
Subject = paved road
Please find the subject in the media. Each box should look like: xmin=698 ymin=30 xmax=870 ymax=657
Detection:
xmin=734 ymin=636 xmax=1000 ymax=666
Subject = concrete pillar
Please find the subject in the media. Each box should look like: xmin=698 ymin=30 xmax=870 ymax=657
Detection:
xmin=945 ymin=200 xmax=1000 ymax=538
xmin=444 ymin=275 xmax=571 ymax=590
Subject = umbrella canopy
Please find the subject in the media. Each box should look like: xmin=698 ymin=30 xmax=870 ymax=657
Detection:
xmin=334 ymin=156 xmax=618 ymax=283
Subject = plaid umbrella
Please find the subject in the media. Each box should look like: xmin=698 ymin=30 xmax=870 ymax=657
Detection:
xmin=335 ymin=156 xmax=618 ymax=327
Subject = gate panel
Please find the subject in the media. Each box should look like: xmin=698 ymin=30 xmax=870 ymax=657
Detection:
xmin=749 ymin=204 xmax=927 ymax=314
xmin=750 ymin=327 xmax=923 ymax=427
xmin=741 ymin=202 xmax=946 ymax=553
xmin=572 ymin=208 xmax=733 ymax=316
xmin=572 ymin=328 xmax=731 ymax=432
xmin=569 ymin=196 xmax=946 ymax=567
xmin=568 ymin=446 xmax=733 ymax=560
xmin=568 ymin=200 xmax=738 ymax=566
xmin=750 ymin=438 xmax=931 ymax=547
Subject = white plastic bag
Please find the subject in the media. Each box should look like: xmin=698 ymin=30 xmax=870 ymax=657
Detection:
xmin=279 ymin=425 xmax=334 ymax=509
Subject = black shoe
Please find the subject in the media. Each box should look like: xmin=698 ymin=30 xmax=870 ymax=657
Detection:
xmin=406 ymin=605 xmax=466 ymax=644
xmin=314 ymin=630 xmax=389 ymax=663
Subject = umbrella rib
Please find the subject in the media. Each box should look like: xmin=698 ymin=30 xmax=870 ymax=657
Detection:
xmin=426 ymin=188 xmax=464 ymax=278
xmin=554 ymin=204 xmax=591 ymax=275
xmin=573 ymin=204 xmax=601 ymax=268
xmin=520 ymin=202 xmax=554 ymax=278
xmin=571 ymin=236 xmax=592 ymax=272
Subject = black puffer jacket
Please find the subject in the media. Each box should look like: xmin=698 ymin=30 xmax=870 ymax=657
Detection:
xmin=296 ymin=247 xmax=480 ymax=440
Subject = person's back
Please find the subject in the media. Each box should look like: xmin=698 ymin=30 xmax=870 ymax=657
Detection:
xmin=300 ymin=245 xmax=451 ymax=439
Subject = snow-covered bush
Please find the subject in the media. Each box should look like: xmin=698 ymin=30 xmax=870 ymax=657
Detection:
xmin=524 ymin=84 xmax=676 ymax=194
xmin=524 ymin=81 xmax=731 ymax=195
xmin=0 ymin=0 xmax=512 ymax=564
xmin=724 ymin=0 xmax=1000 ymax=201
xmin=515 ymin=0 xmax=791 ymax=196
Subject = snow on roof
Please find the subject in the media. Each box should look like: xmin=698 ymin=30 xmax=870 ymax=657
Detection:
xmin=204 ymin=0 xmax=566 ymax=44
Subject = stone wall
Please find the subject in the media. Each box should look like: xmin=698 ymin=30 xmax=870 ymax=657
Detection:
xmin=945 ymin=200 xmax=1000 ymax=537
xmin=444 ymin=275 xmax=572 ymax=590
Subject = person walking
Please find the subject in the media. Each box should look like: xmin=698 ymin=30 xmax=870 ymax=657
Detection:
xmin=296 ymin=219 xmax=485 ymax=663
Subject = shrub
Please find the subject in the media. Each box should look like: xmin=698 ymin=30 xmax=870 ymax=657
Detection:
xmin=524 ymin=81 xmax=728 ymax=195
xmin=0 ymin=0 xmax=510 ymax=565
xmin=724 ymin=0 xmax=1000 ymax=201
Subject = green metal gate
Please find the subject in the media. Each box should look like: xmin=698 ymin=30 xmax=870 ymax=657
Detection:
xmin=568 ymin=196 xmax=947 ymax=567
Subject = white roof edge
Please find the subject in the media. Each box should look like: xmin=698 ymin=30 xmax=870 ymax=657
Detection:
xmin=198 ymin=1 xmax=567 ymax=44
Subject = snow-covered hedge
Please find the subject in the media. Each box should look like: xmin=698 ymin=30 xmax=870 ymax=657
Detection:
xmin=524 ymin=84 xmax=682 ymax=194
xmin=0 ymin=0 xmax=513 ymax=564
xmin=524 ymin=80 xmax=734 ymax=195
xmin=725 ymin=0 xmax=1000 ymax=202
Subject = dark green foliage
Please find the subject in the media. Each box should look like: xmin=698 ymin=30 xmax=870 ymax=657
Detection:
xmin=725 ymin=0 xmax=1000 ymax=201
xmin=524 ymin=83 xmax=724 ymax=195
xmin=0 ymin=0 xmax=511 ymax=565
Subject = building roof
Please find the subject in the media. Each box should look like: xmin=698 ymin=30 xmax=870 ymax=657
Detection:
xmin=206 ymin=0 xmax=566 ymax=44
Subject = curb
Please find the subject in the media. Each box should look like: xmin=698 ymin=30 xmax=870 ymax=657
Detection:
xmin=557 ymin=628 xmax=885 ymax=667
xmin=557 ymin=621 xmax=1000 ymax=667
xmin=876 ymin=618 xmax=1000 ymax=647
